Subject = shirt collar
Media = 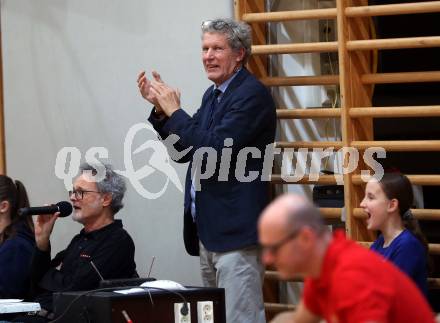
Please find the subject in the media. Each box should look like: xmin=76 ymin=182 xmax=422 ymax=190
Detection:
xmin=80 ymin=219 xmax=122 ymax=239
xmin=214 ymin=67 xmax=242 ymax=95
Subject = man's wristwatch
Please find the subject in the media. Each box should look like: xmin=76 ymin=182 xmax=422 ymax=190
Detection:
xmin=153 ymin=107 xmax=163 ymax=116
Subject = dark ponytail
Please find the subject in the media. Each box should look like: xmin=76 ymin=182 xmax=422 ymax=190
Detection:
xmin=0 ymin=175 xmax=33 ymax=243
xmin=379 ymin=173 xmax=429 ymax=254
xmin=15 ymin=180 xmax=34 ymax=236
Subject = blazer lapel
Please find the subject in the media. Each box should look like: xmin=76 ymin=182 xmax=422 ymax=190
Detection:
xmin=208 ymin=68 xmax=250 ymax=128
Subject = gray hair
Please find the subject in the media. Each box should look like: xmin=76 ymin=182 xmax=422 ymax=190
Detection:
xmin=286 ymin=203 xmax=327 ymax=237
xmin=79 ymin=163 xmax=126 ymax=215
xmin=201 ymin=18 xmax=252 ymax=64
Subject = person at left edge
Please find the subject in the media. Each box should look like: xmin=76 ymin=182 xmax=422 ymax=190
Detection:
xmin=0 ymin=175 xmax=35 ymax=299
xmin=17 ymin=163 xmax=137 ymax=322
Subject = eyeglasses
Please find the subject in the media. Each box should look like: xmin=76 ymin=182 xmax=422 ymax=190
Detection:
xmin=201 ymin=20 xmax=246 ymax=49
xmin=261 ymin=229 xmax=301 ymax=255
xmin=68 ymin=189 xmax=100 ymax=200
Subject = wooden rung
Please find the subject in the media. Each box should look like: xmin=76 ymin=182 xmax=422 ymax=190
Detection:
xmin=347 ymin=36 xmax=440 ymax=51
xmin=242 ymin=8 xmax=337 ymax=23
xmin=278 ymin=108 xmax=341 ymax=119
xmin=264 ymin=303 xmax=296 ymax=312
xmin=271 ymin=174 xmax=338 ymax=185
xmin=353 ymin=208 xmax=440 ymax=221
xmin=430 ymin=244 xmax=440 ymax=255
xmin=428 ymin=278 xmax=440 ymax=289
xmin=320 ymin=207 xmax=342 ymax=219
xmin=349 ymin=106 xmax=440 ymax=118
xmin=266 ymin=269 xmax=440 ymax=289
xmin=265 ymin=270 xmax=303 ymax=282
xmin=276 ymin=141 xmax=343 ymax=149
xmin=252 ymin=42 xmax=338 ymax=55
xmin=265 ymin=270 xmax=282 ymax=281
xmin=271 ymin=174 xmax=440 ymax=186
xmin=345 ymin=1 xmax=440 ymax=17
xmin=351 ymin=140 xmax=440 ymax=151
xmin=362 ymin=71 xmax=440 ymax=84
xmin=261 ymin=75 xmax=339 ymax=86
xmin=352 ymin=175 xmax=440 ymax=186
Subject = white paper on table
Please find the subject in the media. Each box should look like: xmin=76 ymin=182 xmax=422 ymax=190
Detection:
xmin=114 ymin=287 xmax=145 ymax=294
xmin=113 ymin=280 xmax=187 ymax=295
xmin=0 ymin=301 xmax=40 ymax=314
xmin=140 ymin=280 xmax=186 ymax=290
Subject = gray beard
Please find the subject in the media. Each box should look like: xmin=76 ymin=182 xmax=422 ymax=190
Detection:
xmin=72 ymin=213 xmax=84 ymax=224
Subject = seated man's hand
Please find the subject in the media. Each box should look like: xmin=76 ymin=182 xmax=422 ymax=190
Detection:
xmin=34 ymin=212 xmax=59 ymax=251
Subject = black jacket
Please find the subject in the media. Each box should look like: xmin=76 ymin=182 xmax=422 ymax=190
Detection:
xmin=31 ymin=220 xmax=137 ymax=311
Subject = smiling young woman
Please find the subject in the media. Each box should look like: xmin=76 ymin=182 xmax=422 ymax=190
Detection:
xmin=361 ymin=173 xmax=429 ymax=296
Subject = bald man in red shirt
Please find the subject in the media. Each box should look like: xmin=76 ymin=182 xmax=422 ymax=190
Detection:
xmin=259 ymin=193 xmax=435 ymax=323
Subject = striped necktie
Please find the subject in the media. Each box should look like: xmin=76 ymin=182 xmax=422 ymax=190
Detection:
xmin=208 ymin=89 xmax=222 ymax=127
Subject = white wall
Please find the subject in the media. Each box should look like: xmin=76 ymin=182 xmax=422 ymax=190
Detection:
xmin=2 ymin=0 xmax=341 ymax=287
xmin=2 ymin=0 xmax=233 ymax=285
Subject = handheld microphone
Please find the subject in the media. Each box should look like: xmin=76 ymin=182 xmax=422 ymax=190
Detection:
xmin=18 ymin=201 xmax=73 ymax=217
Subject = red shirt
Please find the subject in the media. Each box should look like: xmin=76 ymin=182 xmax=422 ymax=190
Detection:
xmin=303 ymin=231 xmax=434 ymax=323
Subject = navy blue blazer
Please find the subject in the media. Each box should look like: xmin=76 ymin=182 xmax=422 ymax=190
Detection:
xmin=149 ymin=68 xmax=276 ymax=256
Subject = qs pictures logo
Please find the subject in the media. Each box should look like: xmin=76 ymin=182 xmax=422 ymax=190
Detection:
xmin=54 ymin=123 xmax=190 ymax=199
